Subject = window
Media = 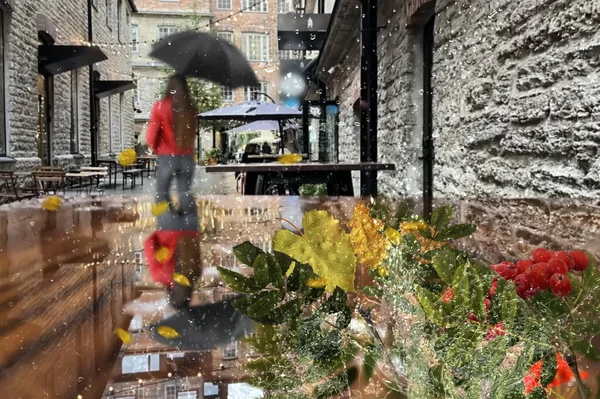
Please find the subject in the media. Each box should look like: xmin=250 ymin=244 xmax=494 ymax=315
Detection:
xmin=158 ymin=26 xmax=180 ymax=41
xmin=278 ymin=50 xmax=297 ymax=60
xmin=129 ymin=314 xmax=143 ymax=331
xmin=204 ymin=383 xmax=219 ymax=396
xmin=244 ymin=83 xmax=268 ymax=102
xmin=242 ymin=0 xmax=267 ymax=12
xmin=133 ymin=79 xmax=140 ymax=105
xmin=119 ymin=93 xmax=124 ymax=150
xmin=131 ymin=24 xmax=139 ymax=52
xmin=166 ymin=385 xmax=176 ymax=399
xmin=246 ymin=332 xmax=259 ymax=356
xmin=0 ymin=9 xmax=5 ymax=155
xmin=178 ymin=392 xmax=197 ymax=399
xmin=166 ymin=352 xmax=185 ymax=359
xmin=117 ymin=0 xmax=123 ymax=41
xmin=222 ymin=341 xmax=238 ymax=359
xmin=278 ymin=0 xmax=293 ymax=13
xmin=216 ymin=31 xmax=233 ymax=43
xmin=220 ymin=86 xmax=233 ymax=102
xmin=156 ymin=79 xmax=167 ymax=99
xmin=216 ymin=0 xmax=232 ymax=9
xmin=241 ymin=33 xmax=269 ymax=61
xmin=121 ymin=354 xmax=160 ymax=374
xmin=105 ymin=0 xmax=112 ymax=29
xmin=70 ymin=70 xmax=80 ymax=153
xmin=108 ymin=97 xmax=113 ymax=152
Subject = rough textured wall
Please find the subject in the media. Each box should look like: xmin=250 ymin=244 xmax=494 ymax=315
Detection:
xmin=433 ymin=0 xmax=600 ymax=198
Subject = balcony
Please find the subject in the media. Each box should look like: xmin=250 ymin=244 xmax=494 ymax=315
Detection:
xmin=278 ymin=13 xmax=330 ymax=51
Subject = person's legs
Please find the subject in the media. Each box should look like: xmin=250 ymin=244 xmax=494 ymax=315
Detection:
xmin=156 ymin=156 xmax=176 ymax=205
xmin=174 ymin=155 xmax=196 ymax=214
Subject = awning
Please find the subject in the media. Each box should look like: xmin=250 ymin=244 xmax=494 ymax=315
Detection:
xmin=38 ymin=45 xmax=108 ymax=75
xmin=95 ymin=80 xmax=137 ymax=99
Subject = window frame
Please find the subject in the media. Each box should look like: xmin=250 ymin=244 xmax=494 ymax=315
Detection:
xmin=216 ymin=0 xmax=233 ymax=10
xmin=244 ymin=82 xmax=268 ymax=102
xmin=131 ymin=24 xmax=139 ymax=53
xmin=241 ymin=33 xmax=269 ymax=62
xmin=216 ymin=31 xmax=233 ymax=43
xmin=277 ymin=0 xmax=293 ymax=13
xmin=165 ymin=384 xmax=177 ymax=399
xmin=222 ymin=340 xmax=238 ymax=359
xmin=220 ymin=86 xmax=233 ymax=103
xmin=0 ymin=8 xmax=5 ymax=156
xmin=156 ymin=79 xmax=167 ymax=99
xmin=107 ymin=96 xmax=113 ymax=152
xmin=157 ymin=26 xmax=180 ymax=41
xmin=177 ymin=392 xmax=198 ymax=399
xmin=105 ymin=0 xmax=112 ymax=30
xmin=117 ymin=0 xmax=123 ymax=42
xmin=121 ymin=354 xmax=160 ymax=374
xmin=241 ymin=0 xmax=268 ymax=13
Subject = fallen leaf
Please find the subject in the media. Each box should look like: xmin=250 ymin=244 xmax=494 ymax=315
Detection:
xmin=155 ymin=247 xmax=171 ymax=263
xmin=273 ymin=210 xmax=356 ymax=293
xmin=42 ymin=196 xmax=62 ymax=211
xmin=307 ymin=276 xmax=327 ymax=289
xmin=151 ymin=201 xmax=169 ymax=216
xmin=118 ymin=148 xmax=137 ymax=166
xmin=347 ymin=202 xmax=388 ymax=270
xmin=115 ymin=328 xmax=132 ymax=345
xmin=172 ymin=273 xmax=192 ymax=287
xmin=277 ymin=153 xmax=303 ymax=164
xmin=384 ymin=226 xmax=401 ymax=245
xmin=156 ymin=326 xmax=180 ymax=339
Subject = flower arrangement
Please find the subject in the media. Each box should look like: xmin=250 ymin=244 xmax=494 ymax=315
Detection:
xmin=217 ymin=201 xmax=599 ymax=399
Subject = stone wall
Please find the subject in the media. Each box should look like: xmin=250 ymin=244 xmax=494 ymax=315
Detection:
xmin=329 ymin=0 xmax=600 ymax=198
xmin=3 ymin=0 xmax=134 ymax=168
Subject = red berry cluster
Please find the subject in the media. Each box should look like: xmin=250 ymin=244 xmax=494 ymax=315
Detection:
xmin=491 ymin=248 xmax=589 ymax=299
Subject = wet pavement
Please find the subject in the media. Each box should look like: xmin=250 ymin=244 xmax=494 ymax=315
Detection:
xmin=0 ymin=195 xmax=598 ymax=398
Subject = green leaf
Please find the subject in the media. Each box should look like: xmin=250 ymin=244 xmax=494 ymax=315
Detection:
xmin=539 ymin=350 xmax=557 ymax=387
xmin=217 ymin=267 xmax=262 ymax=293
xmin=434 ymin=224 xmax=477 ymax=241
xmin=532 ymin=291 xmax=570 ymax=320
xmin=253 ymin=254 xmax=270 ymax=288
xmin=431 ymin=206 xmax=453 ymax=230
xmin=432 ymin=247 xmax=457 ymax=284
xmin=266 ymin=253 xmax=285 ymax=289
xmin=328 ymin=287 xmax=348 ymax=311
xmin=446 ymin=327 xmax=481 ymax=369
xmin=315 ymin=367 xmax=358 ymax=399
xmin=260 ymin=298 xmax=304 ymax=324
xmin=233 ymin=241 xmax=265 ymax=266
xmin=245 ymin=291 xmax=286 ymax=319
xmin=527 ymin=386 xmax=546 ymax=399
xmin=581 ymin=253 xmax=598 ymax=297
xmin=336 ymin=306 xmax=352 ymax=329
xmin=415 ymin=285 xmax=452 ymax=327
xmin=501 ymin=281 xmax=519 ymax=331
xmin=573 ymin=338 xmax=600 ymax=361
xmin=401 ymin=233 xmax=421 ymax=254
xmin=473 ymin=336 xmax=508 ymax=373
xmin=468 ymin=266 xmax=487 ymax=322
xmin=361 ymin=285 xmax=384 ymax=297
xmin=363 ymin=344 xmax=380 ymax=383
xmin=451 ymin=262 xmax=470 ymax=317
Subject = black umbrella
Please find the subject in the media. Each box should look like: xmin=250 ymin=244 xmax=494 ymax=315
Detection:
xmin=148 ymin=296 xmax=255 ymax=350
xmin=149 ymin=31 xmax=259 ymax=88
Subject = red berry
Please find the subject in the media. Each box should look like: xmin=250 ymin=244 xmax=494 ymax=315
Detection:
xmin=532 ymin=248 xmax=552 ymax=263
xmin=525 ymin=264 xmax=550 ymax=290
xmin=522 ymin=286 xmax=541 ymax=299
xmin=549 ymin=273 xmax=572 ymax=297
xmin=488 ymin=278 xmax=498 ymax=298
xmin=569 ymin=251 xmax=589 ymax=272
xmin=552 ymin=251 xmax=575 ymax=270
xmin=548 ymin=258 xmax=569 ymax=276
xmin=441 ymin=288 xmax=454 ymax=304
xmin=514 ymin=274 xmax=530 ymax=298
xmin=495 ymin=263 xmax=517 ymax=280
xmin=486 ymin=321 xmax=507 ymax=340
xmin=516 ymin=259 xmax=533 ymax=275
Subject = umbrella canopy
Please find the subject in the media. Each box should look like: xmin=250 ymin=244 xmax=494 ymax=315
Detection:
xmin=224 ymin=120 xmax=280 ymax=134
xmin=199 ymin=101 xmax=302 ymax=121
xmin=248 ymin=136 xmax=280 ymax=144
xmin=149 ymin=31 xmax=258 ymax=88
xmin=149 ymin=296 xmax=254 ymax=350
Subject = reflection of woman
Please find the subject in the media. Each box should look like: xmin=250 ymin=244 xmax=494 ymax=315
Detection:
xmin=147 ymin=74 xmax=198 ymax=215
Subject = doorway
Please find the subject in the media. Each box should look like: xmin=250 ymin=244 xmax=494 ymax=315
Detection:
xmin=37 ymin=36 xmax=54 ymax=166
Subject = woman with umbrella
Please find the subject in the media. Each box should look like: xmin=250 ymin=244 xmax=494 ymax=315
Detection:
xmin=147 ymin=74 xmax=198 ymax=215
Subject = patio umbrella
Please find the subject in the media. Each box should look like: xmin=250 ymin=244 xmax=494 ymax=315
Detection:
xmin=198 ymin=101 xmax=260 ymax=120
xmin=199 ymin=102 xmax=302 ymax=121
xmin=148 ymin=296 xmax=254 ymax=350
xmin=149 ymin=31 xmax=259 ymax=88
xmin=224 ymin=120 xmax=280 ymax=134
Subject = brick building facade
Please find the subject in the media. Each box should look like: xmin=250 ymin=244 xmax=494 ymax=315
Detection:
xmin=0 ymin=0 xmax=137 ymax=170
xmin=311 ymin=0 xmax=600 ymax=199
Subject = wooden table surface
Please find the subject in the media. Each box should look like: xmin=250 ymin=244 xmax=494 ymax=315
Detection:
xmin=203 ymin=162 xmax=396 ymax=173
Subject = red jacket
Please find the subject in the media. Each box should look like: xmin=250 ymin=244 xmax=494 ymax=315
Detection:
xmin=143 ymin=230 xmax=199 ymax=286
xmin=146 ymin=97 xmax=195 ymax=156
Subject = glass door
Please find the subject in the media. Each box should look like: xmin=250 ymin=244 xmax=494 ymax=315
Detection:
xmin=37 ymin=74 xmax=51 ymax=166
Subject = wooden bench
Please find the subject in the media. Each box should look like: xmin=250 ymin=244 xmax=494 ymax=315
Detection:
xmin=121 ymin=164 xmax=144 ymax=189
xmin=80 ymin=167 xmax=109 ymax=194
xmin=0 ymin=171 xmax=37 ymax=204
xmin=32 ymin=171 xmax=66 ymax=195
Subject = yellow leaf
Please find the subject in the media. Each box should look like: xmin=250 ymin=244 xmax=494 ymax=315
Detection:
xmin=347 ymin=202 xmax=389 ymax=270
xmin=42 ymin=195 xmax=62 ymax=211
xmin=399 ymin=221 xmax=429 ymax=234
xmin=384 ymin=226 xmax=402 ymax=245
xmin=172 ymin=273 xmax=191 ymax=287
xmin=115 ymin=328 xmax=132 ymax=345
xmin=118 ymin=148 xmax=137 ymax=166
xmin=273 ymin=210 xmax=356 ymax=293
xmin=285 ymin=262 xmax=296 ymax=277
xmin=156 ymin=326 xmax=180 ymax=339
xmin=307 ymin=276 xmax=327 ymax=289
xmin=277 ymin=153 xmax=303 ymax=164
xmin=376 ymin=266 xmax=389 ymax=278
xmin=398 ymin=221 xmax=447 ymax=252
xmin=151 ymin=201 xmax=169 ymax=216
xmin=155 ymin=246 xmax=171 ymax=263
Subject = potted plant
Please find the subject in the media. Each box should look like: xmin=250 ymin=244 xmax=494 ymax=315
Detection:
xmin=203 ymin=148 xmax=222 ymax=165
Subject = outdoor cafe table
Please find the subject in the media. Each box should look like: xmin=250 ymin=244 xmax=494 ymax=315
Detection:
xmin=203 ymin=162 xmax=396 ymax=196
xmin=138 ymin=155 xmax=158 ymax=177
xmin=97 ymin=159 xmax=119 ymax=188
xmin=247 ymin=154 xmax=308 ymax=162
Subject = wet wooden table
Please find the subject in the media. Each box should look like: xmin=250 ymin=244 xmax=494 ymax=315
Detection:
xmin=0 ymin=196 xmax=598 ymax=398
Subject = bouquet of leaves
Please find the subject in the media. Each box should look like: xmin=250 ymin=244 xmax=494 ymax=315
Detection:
xmin=217 ymin=201 xmax=600 ymax=398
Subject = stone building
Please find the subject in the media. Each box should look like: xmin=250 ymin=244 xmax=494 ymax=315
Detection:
xmin=0 ymin=0 xmax=137 ymax=169
xmin=131 ymin=0 xmax=291 ymax=147
xmin=308 ymin=0 xmax=600 ymax=199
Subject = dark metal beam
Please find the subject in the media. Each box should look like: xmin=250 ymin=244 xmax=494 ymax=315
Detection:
xmin=422 ymin=15 xmax=435 ymax=220
xmin=89 ymin=0 xmax=97 ymax=166
xmin=360 ymin=0 xmax=378 ymax=196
